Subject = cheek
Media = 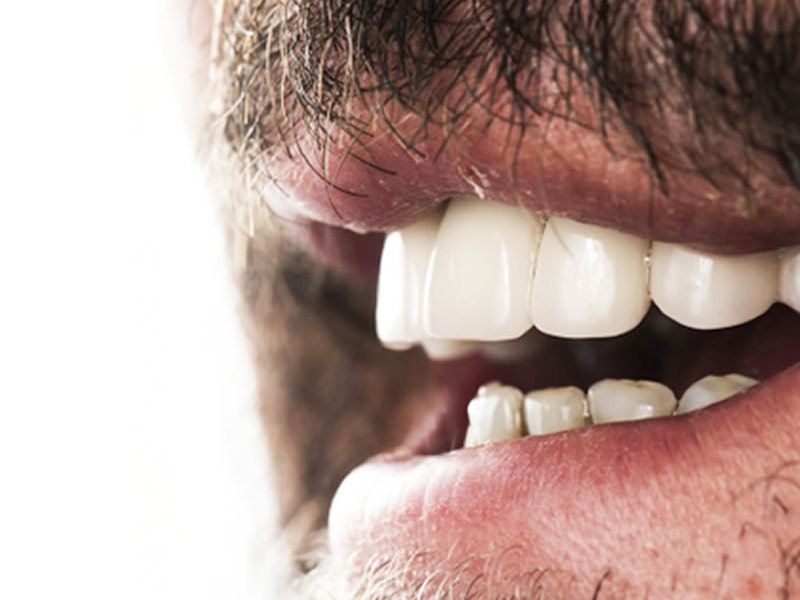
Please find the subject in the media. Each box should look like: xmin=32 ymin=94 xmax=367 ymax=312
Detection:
xmin=243 ymin=229 xmax=438 ymax=531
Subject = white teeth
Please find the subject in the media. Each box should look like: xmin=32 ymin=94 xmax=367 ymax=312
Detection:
xmin=423 ymin=197 xmax=542 ymax=341
xmin=376 ymin=197 xmax=795 ymax=355
xmin=650 ymin=243 xmax=778 ymax=329
xmin=464 ymin=384 xmax=524 ymax=447
xmin=677 ymin=374 xmax=758 ymax=415
xmin=779 ymin=246 xmax=800 ymax=312
xmin=587 ymin=379 xmax=677 ymax=424
xmin=375 ymin=210 xmax=442 ymax=347
xmin=529 ymin=217 xmax=650 ymax=338
xmin=523 ymin=386 xmax=586 ymax=435
xmin=420 ymin=339 xmax=477 ymax=360
xmin=463 ymin=371 xmax=759 ymax=447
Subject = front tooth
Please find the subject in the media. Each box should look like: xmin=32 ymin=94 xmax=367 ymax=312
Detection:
xmin=423 ymin=197 xmax=542 ymax=341
xmin=587 ymin=379 xmax=677 ymax=424
xmin=375 ymin=210 xmax=442 ymax=347
xmin=523 ymin=386 xmax=586 ymax=435
xmin=677 ymin=374 xmax=758 ymax=415
xmin=650 ymin=243 xmax=778 ymax=329
xmin=464 ymin=384 xmax=524 ymax=447
xmin=420 ymin=339 xmax=477 ymax=360
xmin=780 ymin=246 xmax=800 ymax=312
xmin=529 ymin=217 xmax=650 ymax=338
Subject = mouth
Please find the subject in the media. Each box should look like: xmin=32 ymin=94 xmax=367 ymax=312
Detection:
xmin=207 ymin=0 xmax=800 ymax=593
xmin=366 ymin=197 xmax=800 ymax=455
xmin=277 ymin=165 xmax=800 ymax=595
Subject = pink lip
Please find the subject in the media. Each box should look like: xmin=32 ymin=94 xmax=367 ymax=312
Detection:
xmin=328 ymin=363 xmax=800 ymax=596
xmin=269 ymin=112 xmax=800 ymax=254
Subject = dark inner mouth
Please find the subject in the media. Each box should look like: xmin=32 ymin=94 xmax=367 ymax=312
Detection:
xmin=409 ymin=304 xmax=800 ymax=456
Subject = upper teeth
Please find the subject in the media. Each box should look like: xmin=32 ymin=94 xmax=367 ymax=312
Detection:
xmin=531 ymin=216 xmax=650 ymax=337
xmin=423 ymin=197 xmax=540 ymax=340
xmin=464 ymin=373 xmax=760 ymax=447
xmin=375 ymin=197 xmax=799 ymax=349
xmin=649 ymin=243 xmax=778 ymax=330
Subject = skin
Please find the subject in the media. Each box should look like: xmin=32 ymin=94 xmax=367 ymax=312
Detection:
xmin=185 ymin=0 xmax=800 ymax=597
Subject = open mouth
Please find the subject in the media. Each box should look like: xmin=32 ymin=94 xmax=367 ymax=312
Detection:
xmin=208 ymin=0 xmax=800 ymax=593
xmin=288 ymin=190 xmax=800 ymax=596
xmin=249 ymin=88 xmax=800 ymax=593
xmin=369 ymin=197 xmax=800 ymax=452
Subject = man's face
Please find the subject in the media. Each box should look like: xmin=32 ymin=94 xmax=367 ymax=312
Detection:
xmin=202 ymin=0 xmax=800 ymax=597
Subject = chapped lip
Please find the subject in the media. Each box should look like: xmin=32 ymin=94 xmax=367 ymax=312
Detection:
xmin=266 ymin=111 xmax=800 ymax=255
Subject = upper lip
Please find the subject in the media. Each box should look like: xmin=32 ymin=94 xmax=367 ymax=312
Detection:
xmin=267 ymin=116 xmax=800 ymax=254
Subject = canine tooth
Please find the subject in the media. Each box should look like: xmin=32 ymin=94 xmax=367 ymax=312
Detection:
xmin=530 ymin=217 xmax=650 ymax=338
xmin=677 ymin=374 xmax=758 ymax=415
xmin=523 ymin=387 xmax=586 ymax=435
xmin=375 ymin=211 xmax=442 ymax=347
xmin=588 ymin=379 xmax=677 ymax=424
xmin=650 ymin=243 xmax=778 ymax=329
xmin=420 ymin=339 xmax=477 ymax=360
xmin=423 ymin=198 xmax=542 ymax=341
xmin=780 ymin=246 xmax=800 ymax=312
xmin=464 ymin=384 xmax=524 ymax=447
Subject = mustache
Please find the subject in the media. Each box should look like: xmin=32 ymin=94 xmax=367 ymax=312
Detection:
xmin=212 ymin=0 xmax=800 ymax=198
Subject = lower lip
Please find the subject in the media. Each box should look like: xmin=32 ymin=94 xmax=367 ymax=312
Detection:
xmin=328 ymin=362 xmax=800 ymax=595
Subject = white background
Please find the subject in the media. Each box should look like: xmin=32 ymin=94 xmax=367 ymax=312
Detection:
xmin=0 ymin=2 xmax=283 ymax=598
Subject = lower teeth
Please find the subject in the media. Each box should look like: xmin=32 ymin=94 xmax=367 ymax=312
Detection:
xmin=463 ymin=373 xmax=759 ymax=448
